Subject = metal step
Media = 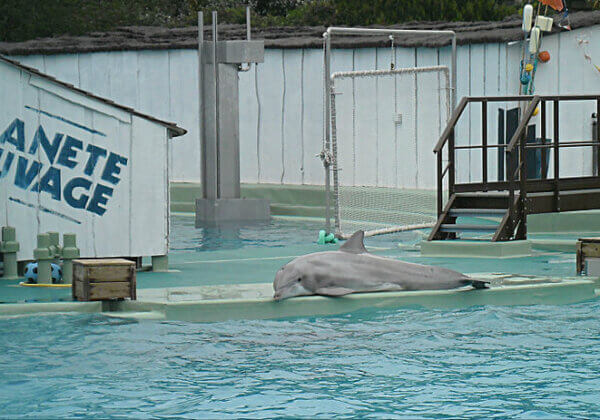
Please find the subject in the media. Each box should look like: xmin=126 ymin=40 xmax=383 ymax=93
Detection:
xmin=439 ymin=224 xmax=499 ymax=232
xmin=449 ymin=208 xmax=506 ymax=217
xmin=453 ymin=193 xmax=510 ymax=210
xmin=454 ymin=192 xmax=509 ymax=198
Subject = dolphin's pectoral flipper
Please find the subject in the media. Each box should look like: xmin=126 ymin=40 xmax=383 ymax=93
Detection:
xmin=470 ymin=280 xmax=489 ymax=289
xmin=339 ymin=230 xmax=368 ymax=254
xmin=315 ymin=287 xmax=355 ymax=297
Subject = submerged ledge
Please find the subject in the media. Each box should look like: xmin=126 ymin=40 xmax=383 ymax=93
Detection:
xmin=1 ymin=274 xmax=598 ymax=321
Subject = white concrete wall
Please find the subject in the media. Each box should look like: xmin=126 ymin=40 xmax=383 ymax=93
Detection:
xmin=0 ymin=60 xmax=170 ymax=260
xmin=13 ymin=24 xmax=600 ymax=188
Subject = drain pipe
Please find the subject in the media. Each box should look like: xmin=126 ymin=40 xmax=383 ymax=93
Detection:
xmin=61 ymin=233 xmax=79 ymax=284
xmin=1 ymin=227 xmax=19 ymax=280
xmin=34 ymin=233 xmax=52 ymax=284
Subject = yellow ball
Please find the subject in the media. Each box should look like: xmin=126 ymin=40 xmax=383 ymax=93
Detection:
xmin=533 ymin=107 xmax=540 ymax=116
xmin=525 ymin=63 xmax=534 ymax=72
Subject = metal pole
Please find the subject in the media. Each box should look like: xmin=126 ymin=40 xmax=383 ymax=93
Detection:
xmin=246 ymin=6 xmax=251 ymax=40
xmin=541 ymin=100 xmax=547 ymax=179
xmin=237 ymin=7 xmax=253 ymax=73
xmin=198 ymin=11 xmax=205 ymax=197
xmin=324 ymin=33 xmax=332 ymax=235
xmin=451 ymin=34 xmax=457 ymax=110
xmin=595 ymin=102 xmax=600 ymax=176
xmin=553 ymin=100 xmax=560 ymax=211
xmin=212 ymin=11 xmax=220 ymax=199
xmin=482 ymin=100 xmax=488 ymax=189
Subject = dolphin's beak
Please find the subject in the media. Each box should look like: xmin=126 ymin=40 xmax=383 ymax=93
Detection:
xmin=273 ymin=292 xmax=282 ymax=301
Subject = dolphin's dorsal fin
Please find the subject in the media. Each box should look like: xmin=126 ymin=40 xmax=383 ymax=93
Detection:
xmin=339 ymin=230 xmax=368 ymax=254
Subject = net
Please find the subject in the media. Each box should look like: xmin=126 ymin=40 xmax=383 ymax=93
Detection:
xmin=330 ymin=66 xmax=451 ymax=239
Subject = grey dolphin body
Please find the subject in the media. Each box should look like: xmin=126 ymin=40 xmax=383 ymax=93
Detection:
xmin=273 ymin=230 xmax=487 ymax=300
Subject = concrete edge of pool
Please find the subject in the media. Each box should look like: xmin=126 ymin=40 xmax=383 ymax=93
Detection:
xmin=2 ymin=275 xmax=599 ymax=322
xmin=106 ymin=277 xmax=600 ymax=322
xmin=0 ymin=301 xmax=102 ymax=317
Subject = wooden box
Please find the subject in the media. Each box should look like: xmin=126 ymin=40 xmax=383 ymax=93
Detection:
xmin=72 ymin=259 xmax=136 ymax=301
xmin=576 ymin=238 xmax=600 ymax=275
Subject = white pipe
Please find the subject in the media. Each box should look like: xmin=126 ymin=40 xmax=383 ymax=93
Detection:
xmin=331 ymin=65 xmax=449 ymax=81
xmin=326 ymin=27 xmax=455 ymax=36
xmin=325 ymin=27 xmax=457 ymax=110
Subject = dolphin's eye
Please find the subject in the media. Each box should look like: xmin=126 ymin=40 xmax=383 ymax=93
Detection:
xmin=297 ymin=278 xmax=302 ymax=282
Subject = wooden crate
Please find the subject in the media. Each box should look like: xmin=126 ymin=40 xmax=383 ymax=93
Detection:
xmin=72 ymin=258 xmax=136 ymax=301
xmin=576 ymin=238 xmax=600 ymax=275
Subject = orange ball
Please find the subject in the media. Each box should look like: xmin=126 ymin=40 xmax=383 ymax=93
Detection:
xmin=539 ymin=51 xmax=551 ymax=63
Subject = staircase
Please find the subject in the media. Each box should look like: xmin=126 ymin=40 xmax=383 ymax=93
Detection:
xmin=429 ymin=192 xmax=517 ymax=241
xmin=429 ymin=94 xmax=600 ymax=242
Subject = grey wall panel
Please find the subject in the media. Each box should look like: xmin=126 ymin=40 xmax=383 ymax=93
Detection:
xmin=454 ymin=44 xmax=471 ymax=184
xmin=300 ymin=48 xmax=324 ymax=185
xmin=469 ymin=44 xmax=486 ymax=184
xmin=256 ymin=49 xmax=285 ymax=183
xmin=168 ymin=50 xmax=201 ymax=182
xmin=239 ymin=61 xmax=259 ymax=184
xmin=281 ymin=49 xmax=305 ymax=184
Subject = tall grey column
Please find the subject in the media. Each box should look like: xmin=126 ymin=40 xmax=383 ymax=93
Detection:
xmin=196 ymin=12 xmax=270 ymax=225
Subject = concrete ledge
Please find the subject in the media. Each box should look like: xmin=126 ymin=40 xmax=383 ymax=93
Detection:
xmin=106 ymin=274 xmax=599 ymax=322
xmin=530 ymin=238 xmax=577 ymax=253
xmin=171 ymin=182 xmax=331 ymax=218
xmin=2 ymin=275 xmax=597 ymax=321
xmin=195 ymin=198 xmax=270 ymax=223
xmin=529 ymin=210 xmax=600 ymax=233
xmin=420 ymin=240 xmax=532 ymax=258
xmin=0 ymin=301 xmax=102 ymax=317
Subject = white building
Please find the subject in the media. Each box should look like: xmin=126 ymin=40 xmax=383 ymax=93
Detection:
xmin=0 ymin=56 xmax=186 ymax=261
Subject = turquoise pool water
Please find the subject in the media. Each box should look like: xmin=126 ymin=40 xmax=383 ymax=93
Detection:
xmin=0 ymin=215 xmax=580 ymax=303
xmin=1 ymin=216 xmax=598 ymax=417
xmin=2 ymin=303 xmax=600 ymax=418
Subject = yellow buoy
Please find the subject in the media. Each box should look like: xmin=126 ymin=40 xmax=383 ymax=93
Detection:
xmin=533 ymin=107 xmax=540 ymax=116
xmin=525 ymin=63 xmax=534 ymax=72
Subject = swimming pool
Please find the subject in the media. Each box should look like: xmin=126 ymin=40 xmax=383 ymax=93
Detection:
xmin=1 ymin=302 xmax=600 ymax=418
xmin=1 ymin=215 xmax=599 ymax=417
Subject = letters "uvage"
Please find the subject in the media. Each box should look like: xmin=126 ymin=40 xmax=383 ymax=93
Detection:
xmin=0 ymin=118 xmax=128 ymax=216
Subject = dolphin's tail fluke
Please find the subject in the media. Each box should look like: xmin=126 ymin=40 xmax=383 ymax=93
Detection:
xmin=470 ymin=279 xmax=489 ymax=289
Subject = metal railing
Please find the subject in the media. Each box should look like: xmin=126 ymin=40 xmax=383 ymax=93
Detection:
xmin=434 ymin=94 xmax=600 ymax=240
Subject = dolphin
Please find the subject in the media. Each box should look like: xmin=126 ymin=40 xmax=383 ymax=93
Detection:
xmin=273 ymin=230 xmax=487 ymax=300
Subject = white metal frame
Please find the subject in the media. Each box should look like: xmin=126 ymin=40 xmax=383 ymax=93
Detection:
xmin=322 ymin=26 xmax=457 ymax=235
xmin=330 ymin=65 xmax=450 ymax=238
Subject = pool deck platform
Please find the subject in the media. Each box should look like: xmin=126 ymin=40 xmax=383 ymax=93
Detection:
xmin=2 ymin=274 xmax=598 ymax=322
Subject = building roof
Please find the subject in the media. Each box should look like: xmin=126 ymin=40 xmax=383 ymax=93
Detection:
xmin=0 ymin=11 xmax=599 ymax=55
xmin=0 ymin=55 xmax=187 ymax=137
